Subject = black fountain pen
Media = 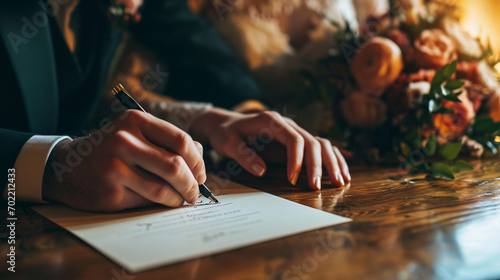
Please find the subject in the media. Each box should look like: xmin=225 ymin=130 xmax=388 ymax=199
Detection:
xmin=111 ymin=84 xmax=219 ymax=203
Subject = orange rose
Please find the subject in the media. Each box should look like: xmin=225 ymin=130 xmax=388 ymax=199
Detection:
xmin=414 ymin=29 xmax=457 ymax=70
xmin=433 ymin=89 xmax=475 ymax=141
xmin=340 ymin=92 xmax=387 ymax=128
xmin=488 ymin=89 xmax=500 ymax=122
xmin=350 ymin=37 xmax=403 ymax=97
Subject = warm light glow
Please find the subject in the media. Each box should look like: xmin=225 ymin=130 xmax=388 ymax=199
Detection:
xmin=459 ymin=0 xmax=500 ymax=56
xmin=495 ymin=135 xmax=500 ymax=143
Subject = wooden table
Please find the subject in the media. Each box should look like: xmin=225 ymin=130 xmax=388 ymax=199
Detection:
xmin=2 ymin=158 xmax=500 ymax=280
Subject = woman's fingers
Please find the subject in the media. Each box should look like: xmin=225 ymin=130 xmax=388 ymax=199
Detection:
xmin=211 ymin=129 xmax=268 ymax=177
xmin=285 ymin=120 xmax=323 ymax=190
xmin=333 ymin=146 xmax=351 ymax=183
xmin=286 ymin=118 xmax=351 ymax=188
xmin=191 ymin=109 xmax=351 ymax=191
xmin=317 ymin=138 xmax=344 ymax=187
xmin=238 ymin=111 xmax=304 ymax=185
xmin=330 ymin=140 xmax=354 ymax=158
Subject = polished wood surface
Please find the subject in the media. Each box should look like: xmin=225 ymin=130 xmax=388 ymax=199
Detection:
xmin=2 ymin=159 xmax=500 ymax=280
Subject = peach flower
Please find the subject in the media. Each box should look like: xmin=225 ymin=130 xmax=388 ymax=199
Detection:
xmin=350 ymin=37 xmax=403 ymax=97
xmin=400 ymin=0 xmax=427 ymax=25
xmin=441 ymin=17 xmax=483 ymax=60
xmin=457 ymin=60 xmax=500 ymax=90
xmin=414 ymin=29 xmax=457 ymax=70
xmin=433 ymin=89 xmax=475 ymax=141
xmin=340 ymin=92 xmax=387 ymax=128
xmin=117 ymin=0 xmax=143 ymax=14
xmin=463 ymin=81 xmax=493 ymax=113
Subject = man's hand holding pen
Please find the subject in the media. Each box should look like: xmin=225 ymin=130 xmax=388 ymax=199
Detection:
xmin=42 ymin=110 xmax=206 ymax=212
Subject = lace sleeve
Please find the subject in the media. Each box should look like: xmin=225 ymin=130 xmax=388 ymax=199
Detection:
xmin=147 ymin=100 xmax=213 ymax=132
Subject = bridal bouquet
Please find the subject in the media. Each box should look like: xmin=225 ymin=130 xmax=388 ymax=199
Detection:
xmin=300 ymin=0 xmax=500 ymax=178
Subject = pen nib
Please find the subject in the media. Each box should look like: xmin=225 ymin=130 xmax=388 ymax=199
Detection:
xmin=209 ymin=195 xmax=219 ymax=203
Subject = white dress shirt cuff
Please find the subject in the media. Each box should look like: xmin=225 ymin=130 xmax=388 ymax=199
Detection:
xmin=4 ymin=135 xmax=71 ymax=203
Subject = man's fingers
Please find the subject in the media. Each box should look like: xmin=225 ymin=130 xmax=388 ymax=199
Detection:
xmin=193 ymin=141 xmax=206 ymax=184
xmin=125 ymin=166 xmax=185 ymax=207
xmin=128 ymin=111 xmax=205 ymax=185
xmin=98 ymin=160 xmax=162 ymax=211
xmin=194 ymin=141 xmax=203 ymax=155
xmin=111 ymin=130 xmax=200 ymax=203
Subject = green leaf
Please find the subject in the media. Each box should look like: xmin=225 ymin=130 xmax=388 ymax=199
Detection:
xmin=442 ymin=92 xmax=462 ymax=102
xmin=450 ymin=160 xmax=474 ymax=173
xmin=422 ymin=111 xmax=434 ymax=125
xmin=425 ymin=134 xmax=436 ymax=156
xmin=428 ymin=99 xmax=440 ymax=113
xmin=400 ymin=142 xmax=412 ymax=157
xmin=429 ymin=162 xmax=455 ymax=179
xmin=431 ymin=60 xmax=458 ymax=88
xmin=431 ymin=68 xmax=446 ymax=88
xmin=405 ymin=129 xmax=421 ymax=149
xmin=435 ymin=107 xmax=455 ymax=114
xmin=443 ymin=60 xmax=458 ymax=78
xmin=445 ymin=80 xmax=465 ymax=91
xmin=409 ymin=162 xmax=429 ymax=174
xmin=438 ymin=85 xmax=449 ymax=96
xmin=472 ymin=116 xmax=500 ymax=135
xmin=439 ymin=141 xmax=462 ymax=160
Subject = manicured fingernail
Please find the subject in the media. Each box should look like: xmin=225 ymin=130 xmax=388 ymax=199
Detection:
xmin=290 ymin=171 xmax=299 ymax=186
xmin=252 ymin=163 xmax=266 ymax=177
xmin=337 ymin=172 xmax=345 ymax=186
xmin=346 ymin=173 xmax=351 ymax=182
xmin=314 ymin=176 xmax=321 ymax=190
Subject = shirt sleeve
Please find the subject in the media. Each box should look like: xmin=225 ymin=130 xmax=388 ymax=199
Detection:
xmin=3 ymin=135 xmax=71 ymax=203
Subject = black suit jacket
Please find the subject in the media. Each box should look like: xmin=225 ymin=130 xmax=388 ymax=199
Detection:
xmin=0 ymin=0 xmax=263 ymax=196
xmin=0 ymin=0 xmax=120 ymax=195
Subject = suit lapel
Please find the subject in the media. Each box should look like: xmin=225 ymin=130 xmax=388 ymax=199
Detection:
xmin=0 ymin=1 xmax=58 ymax=134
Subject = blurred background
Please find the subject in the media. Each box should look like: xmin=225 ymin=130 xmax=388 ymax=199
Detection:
xmin=458 ymin=0 xmax=500 ymax=74
xmin=460 ymin=0 xmax=500 ymax=53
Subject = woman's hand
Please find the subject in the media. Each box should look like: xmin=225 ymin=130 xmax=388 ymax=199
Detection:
xmin=190 ymin=108 xmax=351 ymax=190
xmin=42 ymin=110 xmax=206 ymax=212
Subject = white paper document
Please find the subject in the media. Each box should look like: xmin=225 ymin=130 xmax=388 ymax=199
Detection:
xmin=33 ymin=176 xmax=350 ymax=272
